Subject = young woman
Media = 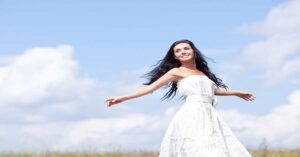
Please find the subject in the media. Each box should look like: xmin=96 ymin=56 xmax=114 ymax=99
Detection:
xmin=105 ymin=39 xmax=255 ymax=157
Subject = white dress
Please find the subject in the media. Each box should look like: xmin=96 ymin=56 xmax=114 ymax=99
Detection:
xmin=159 ymin=75 xmax=252 ymax=157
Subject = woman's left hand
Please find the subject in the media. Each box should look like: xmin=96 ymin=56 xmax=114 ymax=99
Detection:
xmin=236 ymin=91 xmax=256 ymax=101
xmin=104 ymin=96 xmax=126 ymax=107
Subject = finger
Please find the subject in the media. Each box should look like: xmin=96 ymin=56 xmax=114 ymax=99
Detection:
xmin=105 ymin=99 xmax=113 ymax=104
xmin=248 ymin=96 xmax=253 ymax=100
xmin=107 ymin=100 xmax=114 ymax=105
xmin=245 ymin=96 xmax=251 ymax=101
xmin=107 ymin=102 xmax=113 ymax=107
xmin=242 ymin=97 xmax=248 ymax=101
xmin=248 ymin=96 xmax=254 ymax=101
xmin=104 ymin=98 xmax=113 ymax=103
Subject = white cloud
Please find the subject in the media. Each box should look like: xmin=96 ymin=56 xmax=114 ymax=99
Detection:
xmin=244 ymin=34 xmax=300 ymax=69
xmin=0 ymin=45 xmax=98 ymax=106
xmin=54 ymin=114 xmax=155 ymax=151
xmin=53 ymin=105 xmax=179 ymax=151
xmin=237 ymin=0 xmax=300 ymax=84
xmin=220 ymin=90 xmax=300 ymax=149
xmin=0 ymin=105 xmax=180 ymax=152
xmin=238 ymin=0 xmax=300 ymax=36
xmin=0 ymin=45 xmax=107 ymax=125
xmin=0 ymin=55 xmax=16 ymax=64
xmin=265 ymin=57 xmax=300 ymax=83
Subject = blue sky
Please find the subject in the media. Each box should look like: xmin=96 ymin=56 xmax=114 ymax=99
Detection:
xmin=1 ymin=0 xmax=300 ymax=152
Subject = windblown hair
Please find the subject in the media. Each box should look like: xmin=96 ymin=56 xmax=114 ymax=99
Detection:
xmin=143 ymin=39 xmax=227 ymax=101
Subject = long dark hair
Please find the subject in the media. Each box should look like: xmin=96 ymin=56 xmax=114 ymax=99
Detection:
xmin=143 ymin=39 xmax=227 ymax=100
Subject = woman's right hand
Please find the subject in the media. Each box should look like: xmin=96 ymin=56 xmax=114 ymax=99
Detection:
xmin=104 ymin=96 xmax=126 ymax=107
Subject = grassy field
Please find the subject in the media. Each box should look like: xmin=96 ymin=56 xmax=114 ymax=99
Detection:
xmin=1 ymin=150 xmax=300 ymax=157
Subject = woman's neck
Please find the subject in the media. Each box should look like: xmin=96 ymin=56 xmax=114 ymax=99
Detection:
xmin=180 ymin=61 xmax=197 ymax=70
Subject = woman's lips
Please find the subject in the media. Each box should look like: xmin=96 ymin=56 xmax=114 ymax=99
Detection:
xmin=181 ymin=55 xmax=190 ymax=57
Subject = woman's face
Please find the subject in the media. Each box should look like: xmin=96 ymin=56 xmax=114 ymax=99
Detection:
xmin=173 ymin=43 xmax=195 ymax=62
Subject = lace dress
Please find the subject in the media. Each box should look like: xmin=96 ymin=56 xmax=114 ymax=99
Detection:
xmin=158 ymin=75 xmax=252 ymax=157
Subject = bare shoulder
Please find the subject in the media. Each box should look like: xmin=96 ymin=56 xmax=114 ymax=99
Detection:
xmin=167 ymin=68 xmax=180 ymax=76
xmin=166 ymin=68 xmax=182 ymax=82
xmin=146 ymin=68 xmax=181 ymax=92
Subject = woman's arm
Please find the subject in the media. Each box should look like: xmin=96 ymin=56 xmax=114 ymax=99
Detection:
xmin=215 ymin=87 xmax=255 ymax=101
xmin=104 ymin=68 xmax=179 ymax=107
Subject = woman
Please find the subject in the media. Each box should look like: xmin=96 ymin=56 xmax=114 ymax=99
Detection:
xmin=104 ymin=39 xmax=255 ymax=157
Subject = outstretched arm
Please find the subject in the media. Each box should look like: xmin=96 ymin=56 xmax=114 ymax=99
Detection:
xmin=215 ymin=87 xmax=255 ymax=101
xmin=104 ymin=68 xmax=179 ymax=107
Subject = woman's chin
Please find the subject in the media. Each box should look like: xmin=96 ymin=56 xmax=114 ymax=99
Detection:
xmin=179 ymin=58 xmax=194 ymax=62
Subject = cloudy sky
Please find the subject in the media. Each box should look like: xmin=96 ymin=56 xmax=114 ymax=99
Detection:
xmin=0 ymin=0 xmax=300 ymax=152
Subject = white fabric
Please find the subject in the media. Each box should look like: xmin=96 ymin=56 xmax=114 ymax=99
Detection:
xmin=159 ymin=75 xmax=252 ymax=157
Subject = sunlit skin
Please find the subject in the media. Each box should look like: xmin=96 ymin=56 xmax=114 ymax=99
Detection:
xmin=104 ymin=43 xmax=255 ymax=107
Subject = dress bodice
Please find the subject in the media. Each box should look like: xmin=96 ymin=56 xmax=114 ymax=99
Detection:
xmin=177 ymin=75 xmax=216 ymax=97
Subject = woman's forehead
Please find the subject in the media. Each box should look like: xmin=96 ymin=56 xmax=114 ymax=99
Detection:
xmin=174 ymin=43 xmax=191 ymax=49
